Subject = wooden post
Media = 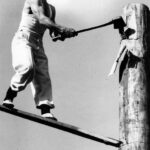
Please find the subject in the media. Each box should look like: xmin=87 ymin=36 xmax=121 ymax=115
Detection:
xmin=119 ymin=3 xmax=150 ymax=150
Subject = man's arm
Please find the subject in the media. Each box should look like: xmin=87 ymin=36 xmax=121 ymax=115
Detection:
xmin=30 ymin=0 xmax=61 ymax=31
xmin=30 ymin=0 xmax=77 ymax=39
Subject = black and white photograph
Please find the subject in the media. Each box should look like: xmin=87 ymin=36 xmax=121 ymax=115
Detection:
xmin=0 ymin=0 xmax=150 ymax=150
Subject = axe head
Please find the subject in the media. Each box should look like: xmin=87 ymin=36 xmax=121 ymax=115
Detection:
xmin=113 ymin=16 xmax=126 ymax=29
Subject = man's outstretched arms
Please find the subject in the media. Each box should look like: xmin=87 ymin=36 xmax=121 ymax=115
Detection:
xmin=30 ymin=0 xmax=77 ymax=40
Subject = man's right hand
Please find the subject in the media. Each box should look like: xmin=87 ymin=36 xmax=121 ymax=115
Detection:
xmin=51 ymin=26 xmax=78 ymax=41
xmin=61 ymin=27 xmax=78 ymax=38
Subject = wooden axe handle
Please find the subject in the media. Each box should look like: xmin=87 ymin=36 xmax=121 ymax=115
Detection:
xmin=52 ymin=20 xmax=114 ymax=41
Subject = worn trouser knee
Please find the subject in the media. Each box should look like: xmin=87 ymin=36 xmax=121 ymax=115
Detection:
xmin=11 ymin=63 xmax=34 ymax=91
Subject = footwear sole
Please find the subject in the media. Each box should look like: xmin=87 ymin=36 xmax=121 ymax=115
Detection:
xmin=2 ymin=103 xmax=14 ymax=109
xmin=45 ymin=117 xmax=57 ymax=121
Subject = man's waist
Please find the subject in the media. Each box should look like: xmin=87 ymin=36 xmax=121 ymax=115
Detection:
xmin=18 ymin=27 xmax=43 ymax=38
xmin=14 ymin=28 xmax=43 ymax=45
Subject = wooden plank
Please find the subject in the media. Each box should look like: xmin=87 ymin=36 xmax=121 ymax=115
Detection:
xmin=0 ymin=105 xmax=121 ymax=147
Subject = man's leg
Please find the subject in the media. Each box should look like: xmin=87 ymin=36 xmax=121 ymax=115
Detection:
xmin=30 ymin=46 xmax=57 ymax=120
xmin=3 ymin=35 xmax=34 ymax=108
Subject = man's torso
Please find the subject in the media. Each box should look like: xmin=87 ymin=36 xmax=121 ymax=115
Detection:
xmin=19 ymin=0 xmax=55 ymax=36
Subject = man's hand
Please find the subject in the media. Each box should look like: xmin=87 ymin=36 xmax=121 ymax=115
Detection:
xmin=50 ymin=27 xmax=78 ymax=42
xmin=61 ymin=27 xmax=78 ymax=38
xmin=49 ymin=30 xmax=65 ymax=41
xmin=50 ymin=30 xmax=65 ymax=41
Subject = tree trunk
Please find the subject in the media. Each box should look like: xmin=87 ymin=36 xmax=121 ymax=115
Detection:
xmin=119 ymin=3 xmax=150 ymax=150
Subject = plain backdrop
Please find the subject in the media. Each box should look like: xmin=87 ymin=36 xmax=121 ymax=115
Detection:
xmin=0 ymin=0 xmax=150 ymax=150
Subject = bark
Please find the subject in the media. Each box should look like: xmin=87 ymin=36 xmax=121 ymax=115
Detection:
xmin=119 ymin=3 xmax=150 ymax=150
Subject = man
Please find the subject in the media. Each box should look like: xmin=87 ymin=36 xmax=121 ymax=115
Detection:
xmin=2 ymin=0 xmax=77 ymax=121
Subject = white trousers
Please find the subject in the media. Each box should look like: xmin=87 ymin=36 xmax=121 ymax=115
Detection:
xmin=10 ymin=30 xmax=54 ymax=108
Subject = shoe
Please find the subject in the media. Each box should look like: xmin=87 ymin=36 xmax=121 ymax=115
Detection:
xmin=42 ymin=113 xmax=57 ymax=121
xmin=37 ymin=102 xmax=55 ymax=109
xmin=2 ymin=99 xmax=14 ymax=109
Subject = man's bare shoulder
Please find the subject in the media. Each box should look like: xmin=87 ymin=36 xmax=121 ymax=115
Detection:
xmin=23 ymin=0 xmax=42 ymax=14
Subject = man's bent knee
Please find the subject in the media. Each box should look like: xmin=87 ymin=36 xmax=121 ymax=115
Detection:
xmin=11 ymin=64 xmax=35 ymax=91
xmin=14 ymin=63 xmax=34 ymax=76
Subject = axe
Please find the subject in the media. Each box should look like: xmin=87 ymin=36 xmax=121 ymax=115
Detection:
xmin=52 ymin=16 xmax=126 ymax=41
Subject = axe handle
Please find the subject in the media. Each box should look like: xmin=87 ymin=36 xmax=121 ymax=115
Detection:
xmin=52 ymin=20 xmax=114 ymax=41
xmin=77 ymin=20 xmax=113 ymax=33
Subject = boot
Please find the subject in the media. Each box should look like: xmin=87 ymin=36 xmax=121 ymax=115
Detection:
xmin=3 ymin=87 xmax=17 ymax=109
xmin=40 ymin=104 xmax=57 ymax=121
